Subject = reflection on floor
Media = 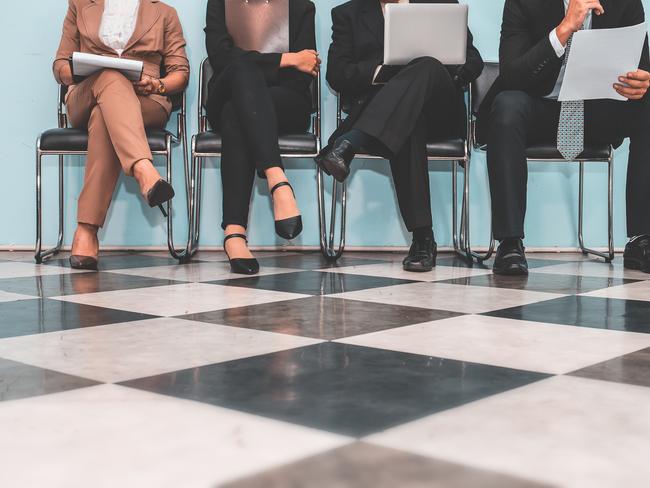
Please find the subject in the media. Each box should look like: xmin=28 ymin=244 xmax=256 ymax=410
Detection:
xmin=0 ymin=250 xmax=649 ymax=487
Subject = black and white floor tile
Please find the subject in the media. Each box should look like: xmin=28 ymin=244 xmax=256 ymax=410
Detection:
xmin=1 ymin=250 xmax=649 ymax=487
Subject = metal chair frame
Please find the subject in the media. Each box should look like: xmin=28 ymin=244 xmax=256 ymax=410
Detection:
xmin=35 ymin=84 xmax=196 ymax=264
xmin=318 ymin=91 xmax=475 ymax=261
xmin=189 ymin=57 xmax=322 ymax=252
xmin=467 ymin=62 xmax=614 ymax=263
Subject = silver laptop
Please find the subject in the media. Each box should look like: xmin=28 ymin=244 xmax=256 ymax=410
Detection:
xmin=384 ymin=4 xmax=468 ymax=65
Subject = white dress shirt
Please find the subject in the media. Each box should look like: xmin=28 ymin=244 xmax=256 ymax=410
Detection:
xmin=546 ymin=0 xmax=592 ymax=99
xmin=99 ymin=0 xmax=141 ymax=56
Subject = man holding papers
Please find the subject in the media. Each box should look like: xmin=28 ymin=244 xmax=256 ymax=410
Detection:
xmin=316 ymin=0 xmax=484 ymax=272
xmin=478 ymin=0 xmax=650 ymax=275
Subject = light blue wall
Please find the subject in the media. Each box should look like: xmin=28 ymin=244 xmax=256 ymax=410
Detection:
xmin=0 ymin=0 xmax=644 ymax=249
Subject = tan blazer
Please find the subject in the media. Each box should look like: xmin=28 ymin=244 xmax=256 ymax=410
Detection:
xmin=53 ymin=0 xmax=190 ymax=115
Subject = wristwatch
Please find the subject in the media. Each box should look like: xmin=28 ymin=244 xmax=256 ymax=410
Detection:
xmin=157 ymin=79 xmax=167 ymax=95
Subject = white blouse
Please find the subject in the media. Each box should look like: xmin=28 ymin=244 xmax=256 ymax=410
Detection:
xmin=99 ymin=0 xmax=141 ymax=56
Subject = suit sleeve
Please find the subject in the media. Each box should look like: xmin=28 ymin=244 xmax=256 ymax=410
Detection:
xmin=52 ymin=0 xmax=80 ymax=84
xmin=624 ymin=0 xmax=650 ymax=72
xmin=499 ymin=0 xmax=562 ymax=93
xmin=163 ymin=7 xmax=190 ymax=85
xmin=326 ymin=6 xmax=379 ymax=95
xmin=205 ymin=0 xmax=282 ymax=82
xmin=456 ymin=27 xmax=484 ymax=85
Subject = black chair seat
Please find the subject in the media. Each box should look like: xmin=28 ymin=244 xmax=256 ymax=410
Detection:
xmin=40 ymin=128 xmax=173 ymax=153
xmin=525 ymin=143 xmax=611 ymax=161
xmin=426 ymin=139 xmax=466 ymax=158
xmin=194 ymin=131 xmax=318 ymax=155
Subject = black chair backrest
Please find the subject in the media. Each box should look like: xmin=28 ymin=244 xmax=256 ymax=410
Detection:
xmin=472 ymin=62 xmax=499 ymax=114
xmin=200 ymin=57 xmax=318 ymax=114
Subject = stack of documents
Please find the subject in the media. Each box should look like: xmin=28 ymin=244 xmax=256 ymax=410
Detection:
xmin=71 ymin=52 xmax=144 ymax=82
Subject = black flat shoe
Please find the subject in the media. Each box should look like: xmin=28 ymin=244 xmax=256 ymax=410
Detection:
xmin=145 ymin=179 xmax=175 ymax=217
xmin=69 ymin=255 xmax=98 ymax=271
xmin=315 ymin=140 xmax=355 ymax=182
xmin=224 ymin=234 xmax=259 ymax=275
xmin=403 ymin=235 xmax=437 ymax=272
xmin=493 ymin=238 xmax=528 ymax=276
xmin=270 ymin=181 xmax=303 ymax=240
xmin=624 ymin=235 xmax=650 ymax=273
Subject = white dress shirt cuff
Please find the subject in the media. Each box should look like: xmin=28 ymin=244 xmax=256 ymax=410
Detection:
xmin=549 ymin=29 xmax=566 ymax=58
xmin=372 ymin=65 xmax=382 ymax=85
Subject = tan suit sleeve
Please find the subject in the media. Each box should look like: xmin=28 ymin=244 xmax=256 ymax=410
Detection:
xmin=53 ymin=0 xmax=80 ymax=84
xmin=162 ymin=7 xmax=190 ymax=84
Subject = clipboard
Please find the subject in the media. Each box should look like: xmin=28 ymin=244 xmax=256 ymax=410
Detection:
xmin=225 ymin=0 xmax=290 ymax=53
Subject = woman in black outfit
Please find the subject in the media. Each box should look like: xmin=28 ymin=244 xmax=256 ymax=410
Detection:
xmin=205 ymin=0 xmax=319 ymax=274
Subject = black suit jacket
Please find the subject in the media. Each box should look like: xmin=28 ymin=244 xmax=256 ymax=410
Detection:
xmin=478 ymin=0 xmax=650 ymax=124
xmin=205 ymin=0 xmax=316 ymax=105
xmin=325 ymin=0 xmax=484 ymax=143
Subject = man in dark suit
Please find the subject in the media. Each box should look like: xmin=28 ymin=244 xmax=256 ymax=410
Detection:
xmin=478 ymin=0 xmax=650 ymax=275
xmin=316 ymin=0 xmax=484 ymax=272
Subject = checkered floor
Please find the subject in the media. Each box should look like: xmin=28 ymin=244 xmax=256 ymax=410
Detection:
xmin=1 ymin=250 xmax=650 ymax=487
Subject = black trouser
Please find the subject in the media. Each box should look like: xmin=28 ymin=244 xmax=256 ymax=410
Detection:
xmin=487 ymin=90 xmax=650 ymax=240
xmin=353 ymin=57 xmax=459 ymax=232
xmin=205 ymin=59 xmax=311 ymax=230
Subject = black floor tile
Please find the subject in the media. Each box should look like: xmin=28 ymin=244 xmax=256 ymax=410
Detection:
xmin=484 ymin=296 xmax=650 ymax=333
xmin=440 ymin=273 xmax=636 ymax=295
xmin=0 ymin=299 xmax=157 ymax=339
xmin=0 ymin=358 xmax=99 ymax=402
xmin=180 ymin=297 xmax=461 ymax=340
xmin=255 ymin=252 xmax=387 ymax=270
xmin=570 ymin=347 xmax=650 ymax=388
xmin=210 ymin=271 xmax=417 ymax=296
xmin=223 ymin=442 xmax=552 ymax=488
xmin=0 ymin=272 xmax=180 ymax=298
xmin=42 ymin=253 xmax=193 ymax=271
xmin=120 ymin=342 xmax=549 ymax=437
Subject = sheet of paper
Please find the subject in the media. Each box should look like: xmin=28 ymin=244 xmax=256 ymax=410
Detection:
xmin=72 ymin=52 xmax=144 ymax=82
xmin=558 ymin=22 xmax=648 ymax=102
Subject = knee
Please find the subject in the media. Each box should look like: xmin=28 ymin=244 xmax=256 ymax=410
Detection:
xmin=411 ymin=56 xmax=445 ymax=74
xmin=95 ymin=69 xmax=131 ymax=88
xmin=226 ymin=58 xmax=263 ymax=82
xmin=490 ymin=91 xmax=533 ymax=129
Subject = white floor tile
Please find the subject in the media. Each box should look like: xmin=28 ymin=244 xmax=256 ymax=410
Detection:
xmin=0 ymin=291 xmax=37 ymax=303
xmin=0 ymin=384 xmax=349 ymax=488
xmin=0 ymin=262 xmax=86 ymax=279
xmin=370 ymin=376 xmax=650 ymax=488
xmin=332 ymin=282 xmax=564 ymax=314
xmin=338 ymin=315 xmax=650 ymax=374
xmin=532 ymin=260 xmax=650 ymax=280
xmin=52 ymin=283 xmax=308 ymax=317
xmin=581 ymin=280 xmax=650 ymax=302
xmin=0 ymin=318 xmax=322 ymax=383
xmin=322 ymin=262 xmax=492 ymax=282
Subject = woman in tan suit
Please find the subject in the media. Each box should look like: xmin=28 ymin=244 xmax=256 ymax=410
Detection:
xmin=53 ymin=0 xmax=190 ymax=270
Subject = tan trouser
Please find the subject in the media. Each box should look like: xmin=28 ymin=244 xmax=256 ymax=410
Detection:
xmin=66 ymin=70 xmax=168 ymax=227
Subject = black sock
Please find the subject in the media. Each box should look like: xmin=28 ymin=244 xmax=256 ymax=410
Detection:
xmin=413 ymin=227 xmax=434 ymax=242
xmin=336 ymin=129 xmax=379 ymax=153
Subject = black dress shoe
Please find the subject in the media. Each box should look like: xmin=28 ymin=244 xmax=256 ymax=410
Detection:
xmin=69 ymin=255 xmax=98 ymax=271
xmin=314 ymin=140 xmax=355 ymax=182
xmin=270 ymin=181 xmax=303 ymax=240
xmin=403 ymin=235 xmax=437 ymax=272
xmin=493 ymin=238 xmax=528 ymax=276
xmin=224 ymin=234 xmax=259 ymax=275
xmin=624 ymin=235 xmax=650 ymax=273
xmin=145 ymin=179 xmax=175 ymax=217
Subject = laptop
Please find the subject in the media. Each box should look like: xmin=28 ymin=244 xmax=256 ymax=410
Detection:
xmin=384 ymin=3 xmax=468 ymax=66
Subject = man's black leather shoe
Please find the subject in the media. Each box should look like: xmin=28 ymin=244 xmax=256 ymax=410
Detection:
xmin=624 ymin=235 xmax=650 ymax=273
xmin=403 ymin=235 xmax=437 ymax=272
xmin=314 ymin=140 xmax=355 ymax=182
xmin=493 ymin=238 xmax=528 ymax=276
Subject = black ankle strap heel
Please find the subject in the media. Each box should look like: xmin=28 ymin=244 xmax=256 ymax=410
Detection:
xmin=224 ymin=234 xmax=259 ymax=275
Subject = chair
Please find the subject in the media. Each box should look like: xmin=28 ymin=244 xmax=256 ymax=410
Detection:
xmin=189 ymin=57 xmax=322 ymax=251
xmin=35 ymin=83 xmax=196 ymax=264
xmin=318 ymin=92 xmax=474 ymax=261
xmin=468 ymin=62 xmax=615 ymax=262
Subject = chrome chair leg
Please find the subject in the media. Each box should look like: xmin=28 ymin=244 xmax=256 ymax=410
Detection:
xmin=35 ymin=146 xmax=65 ymax=264
xmin=189 ymin=153 xmax=204 ymax=253
xmin=164 ymin=136 xmax=194 ymax=263
xmin=317 ymin=168 xmax=346 ymax=260
xmin=578 ymin=154 xmax=615 ymax=263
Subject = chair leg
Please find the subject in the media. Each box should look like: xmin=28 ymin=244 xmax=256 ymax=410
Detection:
xmin=317 ymin=168 xmax=346 ymax=260
xmin=578 ymin=155 xmax=615 ymax=263
xmin=190 ymin=154 xmax=204 ymax=254
xmin=35 ymin=147 xmax=65 ymax=264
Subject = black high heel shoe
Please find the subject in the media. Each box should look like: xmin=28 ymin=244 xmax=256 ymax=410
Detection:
xmin=270 ymin=181 xmax=303 ymax=240
xmin=224 ymin=234 xmax=259 ymax=275
xmin=69 ymin=255 xmax=99 ymax=271
xmin=145 ymin=179 xmax=175 ymax=217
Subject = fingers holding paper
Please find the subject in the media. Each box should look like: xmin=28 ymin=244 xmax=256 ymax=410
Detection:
xmin=133 ymin=75 xmax=159 ymax=96
xmin=614 ymin=69 xmax=650 ymax=100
